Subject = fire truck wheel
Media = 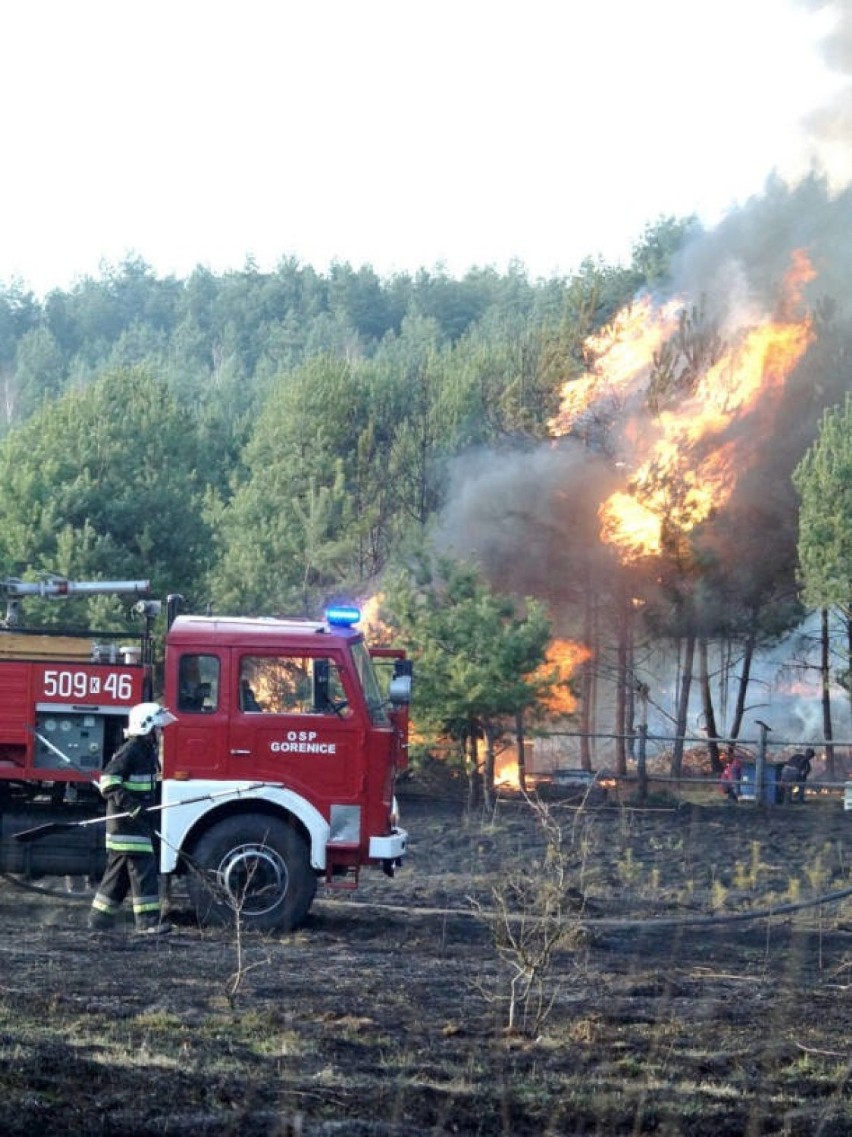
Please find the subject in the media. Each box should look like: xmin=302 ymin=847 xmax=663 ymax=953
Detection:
xmin=186 ymin=814 xmax=317 ymax=932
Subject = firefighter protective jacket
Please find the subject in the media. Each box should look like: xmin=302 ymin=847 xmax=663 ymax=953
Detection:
xmin=97 ymin=734 xmax=159 ymax=855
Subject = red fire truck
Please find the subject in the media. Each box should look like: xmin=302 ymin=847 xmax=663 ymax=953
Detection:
xmin=0 ymin=579 xmax=411 ymax=930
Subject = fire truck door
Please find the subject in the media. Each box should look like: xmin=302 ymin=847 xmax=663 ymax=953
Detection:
xmin=227 ymin=652 xmax=363 ymax=797
xmin=169 ymin=651 xmax=230 ymax=776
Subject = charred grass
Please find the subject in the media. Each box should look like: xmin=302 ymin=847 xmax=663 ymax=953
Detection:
xmin=0 ymin=791 xmax=850 ymax=1134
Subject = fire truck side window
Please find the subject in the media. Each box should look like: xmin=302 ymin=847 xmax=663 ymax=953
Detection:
xmin=178 ymin=654 xmax=219 ymax=713
xmin=239 ymin=655 xmax=352 ymax=716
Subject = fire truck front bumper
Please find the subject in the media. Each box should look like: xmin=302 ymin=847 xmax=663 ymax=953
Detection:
xmin=369 ymin=827 xmax=408 ymax=875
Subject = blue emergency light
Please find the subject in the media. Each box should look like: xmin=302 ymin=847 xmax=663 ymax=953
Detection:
xmin=325 ymin=605 xmax=361 ymax=627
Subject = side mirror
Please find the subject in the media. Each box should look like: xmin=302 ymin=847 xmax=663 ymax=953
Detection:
xmin=388 ymin=674 xmax=412 ymax=706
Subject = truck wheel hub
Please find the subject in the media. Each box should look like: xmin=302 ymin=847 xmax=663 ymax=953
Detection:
xmin=216 ymin=843 xmax=288 ymax=916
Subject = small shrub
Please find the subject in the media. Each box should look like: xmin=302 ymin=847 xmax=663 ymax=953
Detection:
xmin=616 ymin=848 xmax=641 ymax=888
xmin=471 ymin=792 xmax=589 ymax=1034
xmin=711 ymin=879 xmax=728 ymax=910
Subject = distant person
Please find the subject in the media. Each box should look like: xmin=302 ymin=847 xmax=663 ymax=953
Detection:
xmin=780 ymin=748 xmax=814 ymax=804
xmin=719 ymin=752 xmax=743 ymax=802
xmin=89 ymin=702 xmax=176 ymax=935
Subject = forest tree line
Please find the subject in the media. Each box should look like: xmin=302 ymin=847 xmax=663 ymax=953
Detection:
xmin=1 ymin=201 xmax=851 ymax=790
xmin=0 ymin=216 xmax=689 ymax=613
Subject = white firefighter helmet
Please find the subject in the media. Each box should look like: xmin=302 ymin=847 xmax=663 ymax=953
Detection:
xmin=124 ymin=701 xmax=177 ymax=738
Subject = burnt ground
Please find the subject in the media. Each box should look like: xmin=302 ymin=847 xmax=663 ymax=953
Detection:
xmin=0 ymin=786 xmax=850 ymax=1136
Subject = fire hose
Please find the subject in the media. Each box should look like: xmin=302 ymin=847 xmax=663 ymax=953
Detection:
xmin=2 ymin=731 xmax=269 ymax=899
xmin=15 ymin=729 xmax=269 ymax=842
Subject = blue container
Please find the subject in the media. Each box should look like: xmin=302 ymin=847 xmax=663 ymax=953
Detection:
xmin=738 ymin=761 xmax=781 ymax=804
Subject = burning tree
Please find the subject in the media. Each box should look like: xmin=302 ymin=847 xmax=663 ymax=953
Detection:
xmin=545 ymin=250 xmax=819 ymax=770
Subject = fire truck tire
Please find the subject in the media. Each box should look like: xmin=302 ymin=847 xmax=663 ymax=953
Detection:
xmin=186 ymin=814 xmax=317 ymax=932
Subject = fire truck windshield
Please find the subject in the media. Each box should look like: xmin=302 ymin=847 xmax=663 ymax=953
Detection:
xmin=350 ymin=641 xmax=390 ymax=724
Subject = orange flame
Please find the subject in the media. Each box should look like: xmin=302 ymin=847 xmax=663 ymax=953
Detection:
xmin=494 ymin=749 xmax=521 ymax=787
xmin=552 ymin=251 xmax=816 ymax=563
xmin=538 ymin=638 xmax=592 ymax=716
xmin=548 ymin=297 xmax=681 ymax=436
xmin=359 ymin=592 xmax=395 ymax=645
xmin=495 ymin=638 xmax=592 ymax=789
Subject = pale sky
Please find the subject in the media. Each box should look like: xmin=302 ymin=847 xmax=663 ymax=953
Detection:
xmin=0 ymin=0 xmax=847 ymax=296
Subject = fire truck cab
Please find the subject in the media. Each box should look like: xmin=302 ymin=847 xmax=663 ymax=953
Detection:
xmin=159 ymin=608 xmax=411 ymax=930
xmin=0 ymin=583 xmax=411 ymax=932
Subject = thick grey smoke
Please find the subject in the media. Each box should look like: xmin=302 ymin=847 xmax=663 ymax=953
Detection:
xmin=435 ymin=441 xmax=620 ymax=615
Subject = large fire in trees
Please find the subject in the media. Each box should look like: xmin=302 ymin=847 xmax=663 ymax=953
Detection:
xmin=549 ymin=250 xmax=816 ymax=564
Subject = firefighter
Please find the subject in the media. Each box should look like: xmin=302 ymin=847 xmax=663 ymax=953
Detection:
xmin=719 ymin=751 xmax=743 ymax=802
xmin=780 ymin=748 xmax=815 ymax=804
xmin=88 ymin=702 xmax=176 ymax=935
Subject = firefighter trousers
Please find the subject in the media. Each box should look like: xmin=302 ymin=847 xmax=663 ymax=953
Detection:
xmin=90 ymin=851 xmax=162 ymax=928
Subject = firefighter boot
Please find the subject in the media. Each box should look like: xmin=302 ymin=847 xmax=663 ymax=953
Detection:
xmin=135 ymin=918 xmax=173 ymax=936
